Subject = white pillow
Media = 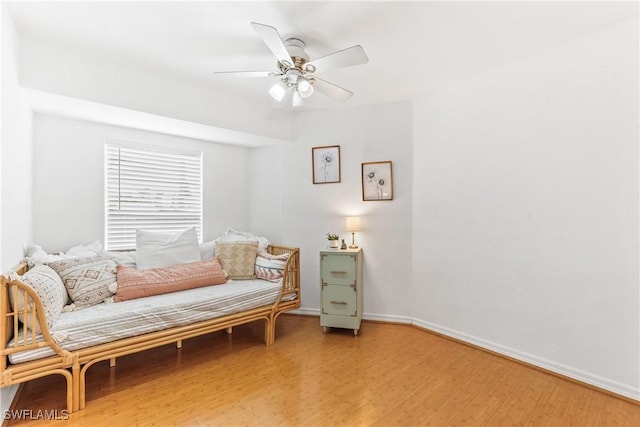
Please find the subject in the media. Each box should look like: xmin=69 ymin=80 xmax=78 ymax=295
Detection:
xmin=24 ymin=242 xmax=103 ymax=267
xmin=200 ymin=240 xmax=216 ymax=260
xmin=215 ymin=227 xmax=270 ymax=252
xmin=99 ymin=250 xmax=137 ymax=268
xmin=136 ymin=228 xmax=201 ymax=270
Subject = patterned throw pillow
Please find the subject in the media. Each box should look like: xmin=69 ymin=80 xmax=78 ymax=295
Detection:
xmin=114 ymin=257 xmax=228 ymax=302
xmin=255 ymin=252 xmax=289 ymax=282
xmin=9 ymin=265 xmax=69 ymax=332
xmin=215 ymin=241 xmax=259 ymax=279
xmin=47 ymin=256 xmax=117 ymax=309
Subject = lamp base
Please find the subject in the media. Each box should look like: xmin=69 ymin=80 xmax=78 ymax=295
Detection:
xmin=349 ymin=232 xmax=358 ymax=249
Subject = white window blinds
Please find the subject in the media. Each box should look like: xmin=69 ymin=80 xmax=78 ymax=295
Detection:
xmin=105 ymin=143 xmax=202 ymax=250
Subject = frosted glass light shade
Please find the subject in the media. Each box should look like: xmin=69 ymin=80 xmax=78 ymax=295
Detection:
xmin=298 ymin=77 xmax=314 ymax=98
xmin=269 ymin=81 xmax=287 ymax=101
xmin=346 ymin=216 xmax=361 ymax=232
xmin=292 ymin=90 xmax=303 ymax=107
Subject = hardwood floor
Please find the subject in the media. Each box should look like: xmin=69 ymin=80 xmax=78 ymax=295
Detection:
xmin=7 ymin=314 xmax=640 ymax=426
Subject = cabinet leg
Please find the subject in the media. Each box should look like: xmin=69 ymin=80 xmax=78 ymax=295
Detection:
xmin=322 ymin=327 xmax=328 ymax=334
xmin=354 ymin=329 xmax=359 ymax=336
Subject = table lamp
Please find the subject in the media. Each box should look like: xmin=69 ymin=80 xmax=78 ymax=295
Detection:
xmin=345 ymin=216 xmax=361 ymax=249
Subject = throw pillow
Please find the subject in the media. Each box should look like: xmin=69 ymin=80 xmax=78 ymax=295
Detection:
xmin=114 ymin=258 xmax=228 ymax=302
xmin=255 ymin=252 xmax=289 ymax=282
xmin=216 ymin=228 xmax=270 ymax=252
xmin=100 ymin=250 xmax=137 ymax=268
xmin=136 ymin=227 xmax=201 ymax=270
xmin=215 ymin=241 xmax=259 ymax=280
xmin=200 ymin=240 xmax=216 ymax=260
xmin=9 ymin=265 xmax=68 ymax=332
xmin=47 ymin=256 xmax=117 ymax=309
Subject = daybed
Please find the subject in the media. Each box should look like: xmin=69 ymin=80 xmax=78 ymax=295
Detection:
xmin=0 ymin=242 xmax=300 ymax=413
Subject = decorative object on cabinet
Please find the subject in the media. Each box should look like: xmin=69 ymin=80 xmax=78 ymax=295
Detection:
xmin=362 ymin=161 xmax=393 ymax=201
xmin=326 ymin=233 xmax=340 ymax=249
xmin=345 ymin=216 xmax=361 ymax=248
xmin=320 ymin=248 xmax=363 ymax=336
xmin=312 ymin=145 xmax=341 ymax=184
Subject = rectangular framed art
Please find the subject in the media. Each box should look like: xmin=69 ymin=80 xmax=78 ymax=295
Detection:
xmin=362 ymin=161 xmax=393 ymax=201
xmin=312 ymin=145 xmax=341 ymax=184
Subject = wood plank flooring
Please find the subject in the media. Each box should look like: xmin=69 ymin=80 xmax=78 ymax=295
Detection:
xmin=7 ymin=314 xmax=640 ymax=426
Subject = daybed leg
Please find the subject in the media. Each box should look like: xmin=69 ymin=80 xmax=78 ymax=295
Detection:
xmin=265 ymin=317 xmax=274 ymax=346
xmin=176 ymin=340 xmax=182 ymax=349
xmin=109 ymin=357 xmax=116 ymax=368
xmin=63 ymin=370 xmax=74 ymax=415
xmin=226 ymin=327 xmax=233 ymax=334
xmin=72 ymin=362 xmax=80 ymax=412
xmin=79 ymin=363 xmax=92 ymax=410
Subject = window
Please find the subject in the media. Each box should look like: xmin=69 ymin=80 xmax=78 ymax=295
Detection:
xmin=105 ymin=142 xmax=202 ymax=250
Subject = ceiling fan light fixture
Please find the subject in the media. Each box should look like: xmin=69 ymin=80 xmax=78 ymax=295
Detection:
xmin=213 ymin=23 xmax=368 ymax=105
xmin=269 ymin=81 xmax=287 ymax=101
xmin=297 ymin=77 xmax=314 ymax=99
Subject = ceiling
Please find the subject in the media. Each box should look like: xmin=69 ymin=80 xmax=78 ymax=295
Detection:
xmin=6 ymin=1 xmax=638 ymax=111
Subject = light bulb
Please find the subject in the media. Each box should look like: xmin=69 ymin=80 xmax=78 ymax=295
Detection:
xmin=298 ymin=77 xmax=314 ymax=99
xmin=292 ymin=90 xmax=303 ymax=107
xmin=269 ymin=81 xmax=287 ymax=102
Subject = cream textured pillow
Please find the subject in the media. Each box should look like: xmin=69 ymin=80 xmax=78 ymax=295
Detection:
xmin=9 ymin=265 xmax=68 ymax=332
xmin=255 ymin=252 xmax=289 ymax=282
xmin=215 ymin=241 xmax=259 ymax=279
xmin=47 ymin=256 xmax=117 ymax=309
xmin=136 ymin=227 xmax=201 ymax=270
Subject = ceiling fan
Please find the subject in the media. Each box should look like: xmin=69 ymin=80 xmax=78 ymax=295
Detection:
xmin=213 ymin=22 xmax=369 ymax=107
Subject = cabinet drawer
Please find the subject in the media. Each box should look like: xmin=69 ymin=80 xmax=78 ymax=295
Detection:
xmin=322 ymin=285 xmax=357 ymax=316
xmin=321 ymin=254 xmax=356 ymax=286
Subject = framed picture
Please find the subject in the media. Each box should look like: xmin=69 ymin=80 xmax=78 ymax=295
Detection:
xmin=362 ymin=161 xmax=393 ymax=201
xmin=312 ymin=145 xmax=341 ymax=184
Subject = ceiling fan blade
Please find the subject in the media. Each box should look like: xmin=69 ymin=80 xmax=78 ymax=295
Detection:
xmin=212 ymin=70 xmax=281 ymax=78
xmin=251 ymin=22 xmax=292 ymax=66
xmin=306 ymin=45 xmax=368 ymax=73
xmin=312 ymin=77 xmax=353 ymax=102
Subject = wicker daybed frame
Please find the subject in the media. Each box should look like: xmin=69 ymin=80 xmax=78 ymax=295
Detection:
xmin=0 ymin=245 xmax=300 ymax=413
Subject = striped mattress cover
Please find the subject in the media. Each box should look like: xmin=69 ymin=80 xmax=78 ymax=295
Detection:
xmin=9 ymin=279 xmax=283 ymax=364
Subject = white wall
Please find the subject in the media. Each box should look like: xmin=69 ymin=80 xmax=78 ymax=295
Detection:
xmin=251 ymin=102 xmax=413 ymax=320
xmin=0 ymin=2 xmax=30 ymax=411
xmin=32 ymin=114 xmax=251 ymax=252
xmin=412 ymin=18 xmax=639 ymax=399
xmin=1 ymin=4 xmax=32 ymax=272
xmin=248 ymin=144 xmax=284 ymax=243
xmin=18 ymin=37 xmax=292 ymax=143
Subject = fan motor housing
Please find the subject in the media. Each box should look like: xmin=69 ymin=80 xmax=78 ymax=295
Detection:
xmin=284 ymin=37 xmax=309 ymax=62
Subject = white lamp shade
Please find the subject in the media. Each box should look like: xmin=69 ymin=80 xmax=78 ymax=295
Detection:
xmin=346 ymin=216 xmax=361 ymax=232
xmin=298 ymin=77 xmax=314 ymax=98
xmin=269 ymin=81 xmax=287 ymax=101
xmin=292 ymin=90 xmax=303 ymax=107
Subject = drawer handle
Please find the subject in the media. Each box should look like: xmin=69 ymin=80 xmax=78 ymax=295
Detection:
xmin=330 ymin=271 xmax=347 ymax=275
xmin=330 ymin=301 xmax=347 ymax=305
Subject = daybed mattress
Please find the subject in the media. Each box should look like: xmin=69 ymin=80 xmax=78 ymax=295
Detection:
xmin=9 ymin=279 xmax=283 ymax=364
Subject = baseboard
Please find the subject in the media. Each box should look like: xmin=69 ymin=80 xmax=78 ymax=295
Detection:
xmin=413 ymin=318 xmax=640 ymax=402
xmin=290 ymin=308 xmax=412 ymax=325
xmin=1 ymin=384 xmax=20 ymax=426
xmin=289 ymin=307 xmax=319 ymax=317
xmin=363 ymin=312 xmax=413 ymax=324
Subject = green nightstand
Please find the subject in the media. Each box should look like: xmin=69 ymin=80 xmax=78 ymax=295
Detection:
xmin=320 ymin=248 xmax=363 ymax=336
